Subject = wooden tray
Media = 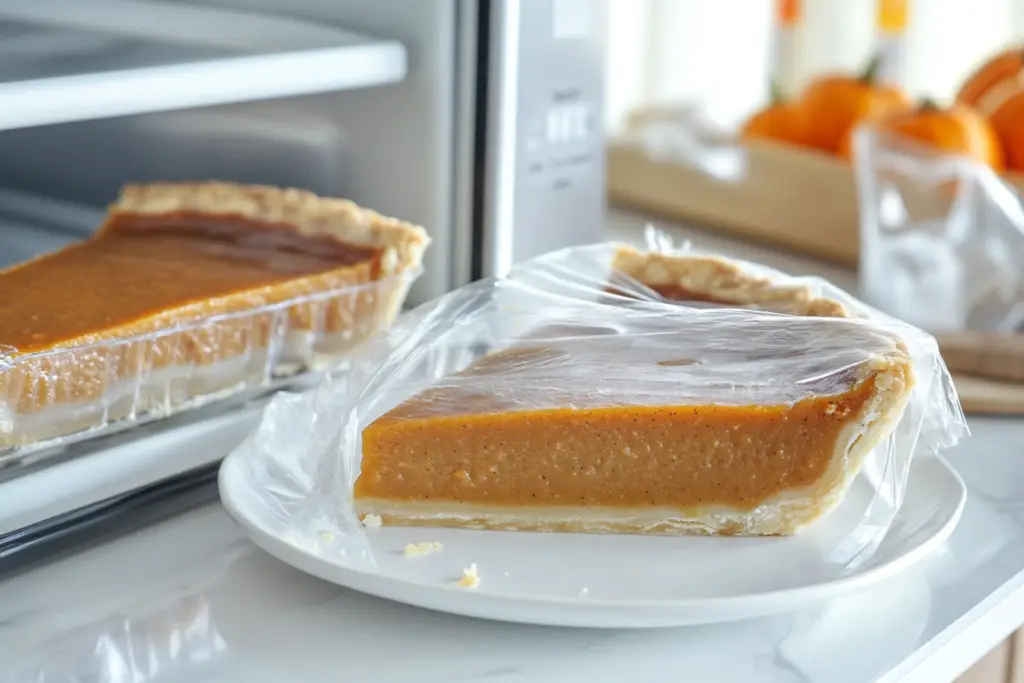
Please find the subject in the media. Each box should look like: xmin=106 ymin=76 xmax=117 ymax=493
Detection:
xmin=937 ymin=331 xmax=1024 ymax=415
xmin=609 ymin=106 xmax=1024 ymax=268
xmin=608 ymin=137 xmax=861 ymax=266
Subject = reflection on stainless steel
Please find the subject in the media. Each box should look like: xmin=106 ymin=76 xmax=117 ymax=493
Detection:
xmin=858 ymin=126 xmax=1024 ymax=334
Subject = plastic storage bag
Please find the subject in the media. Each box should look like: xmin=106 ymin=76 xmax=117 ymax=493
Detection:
xmin=856 ymin=125 xmax=1024 ymax=333
xmin=229 ymin=234 xmax=966 ymax=572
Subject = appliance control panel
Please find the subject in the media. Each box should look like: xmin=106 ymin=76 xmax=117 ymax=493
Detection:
xmin=484 ymin=0 xmax=606 ymax=277
xmin=519 ymin=0 xmax=603 ymax=194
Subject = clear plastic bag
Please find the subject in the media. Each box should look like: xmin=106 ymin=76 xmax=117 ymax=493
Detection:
xmin=855 ymin=125 xmax=1024 ymax=333
xmin=230 ymin=232 xmax=966 ymax=573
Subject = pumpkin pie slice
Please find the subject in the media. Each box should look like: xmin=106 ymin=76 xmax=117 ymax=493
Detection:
xmin=353 ymin=247 xmax=914 ymax=536
xmin=0 ymin=182 xmax=429 ymax=450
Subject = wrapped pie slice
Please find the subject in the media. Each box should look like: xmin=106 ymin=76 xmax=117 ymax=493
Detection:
xmin=231 ymin=236 xmax=963 ymax=560
xmin=340 ymin=240 xmax=963 ymax=538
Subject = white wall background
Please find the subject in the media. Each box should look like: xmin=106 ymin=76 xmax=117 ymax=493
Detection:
xmin=604 ymin=0 xmax=1024 ymax=132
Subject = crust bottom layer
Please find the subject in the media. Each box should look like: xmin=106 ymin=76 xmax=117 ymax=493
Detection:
xmin=356 ymin=497 xmax=836 ymax=537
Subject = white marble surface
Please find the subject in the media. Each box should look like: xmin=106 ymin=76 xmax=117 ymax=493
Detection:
xmin=0 ymin=213 xmax=1021 ymax=683
xmin=0 ymin=418 xmax=1021 ymax=683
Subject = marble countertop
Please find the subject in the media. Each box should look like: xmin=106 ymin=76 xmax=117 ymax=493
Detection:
xmin=0 ymin=417 xmax=1021 ymax=683
xmin=0 ymin=214 xmax=1021 ymax=683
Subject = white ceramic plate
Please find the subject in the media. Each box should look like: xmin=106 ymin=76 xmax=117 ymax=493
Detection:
xmin=219 ymin=453 xmax=965 ymax=628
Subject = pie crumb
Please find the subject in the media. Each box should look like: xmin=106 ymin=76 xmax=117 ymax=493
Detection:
xmin=457 ymin=563 xmax=481 ymax=589
xmin=403 ymin=541 xmax=444 ymax=558
xmin=361 ymin=514 xmax=383 ymax=529
xmin=319 ymin=530 xmax=335 ymax=543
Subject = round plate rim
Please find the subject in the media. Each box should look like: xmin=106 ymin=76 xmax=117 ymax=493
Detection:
xmin=218 ymin=452 xmax=966 ymax=627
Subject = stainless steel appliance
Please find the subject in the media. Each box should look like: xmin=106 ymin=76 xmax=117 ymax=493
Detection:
xmin=0 ymin=0 xmax=607 ymax=565
xmin=0 ymin=0 xmax=607 ymax=302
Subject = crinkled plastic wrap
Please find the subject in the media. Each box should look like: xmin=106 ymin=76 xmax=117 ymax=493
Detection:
xmin=0 ymin=269 xmax=419 ymax=463
xmin=620 ymin=106 xmax=746 ymax=181
xmin=856 ymin=125 xmax=1024 ymax=332
xmin=0 ymin=544 xmax=244 ymax=683
xmin=3 ymin=592 xmax=228 ymax=682
xmin=230 ymin=233 xmax=966 ymax=571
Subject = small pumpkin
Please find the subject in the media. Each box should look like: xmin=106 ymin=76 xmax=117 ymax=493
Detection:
xmin=956 ymin=47 xmax=1024 ymax=109
xmin=841 ymin=99 xmax=1004 ymax=170
xmin=970 ymin=72 xmax=1024 ymax=172
xmin=740 ymin=82 xmax=808 ymax=146
xmin=799 ymin=55 xmax=912 ymax=154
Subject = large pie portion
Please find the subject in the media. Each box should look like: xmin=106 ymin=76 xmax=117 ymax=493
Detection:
xmin=0 ymin=182 xmax=429 ymax=449
xmin=353 ymin=246 xmax=914 ymax=536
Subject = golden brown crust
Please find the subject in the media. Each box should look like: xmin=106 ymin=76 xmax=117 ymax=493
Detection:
xmin=110 ymin=181 xmax=431 ymax=276
xmin=611 ymin=244 xmax=849 ymax=318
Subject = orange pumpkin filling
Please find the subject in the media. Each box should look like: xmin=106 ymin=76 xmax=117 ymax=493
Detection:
xmin=355 ymin=351 xmax=880 ymax=511
xmin=0 ymin=212 xmax=383 ymax=355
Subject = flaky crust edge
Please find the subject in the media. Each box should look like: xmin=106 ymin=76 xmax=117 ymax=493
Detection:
xmin=610 ymin=244 xmax=849 ymax=317
xmin=111 ymin=181 xmax=431 ymax=277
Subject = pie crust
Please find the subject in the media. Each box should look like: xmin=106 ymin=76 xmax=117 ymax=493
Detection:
xmin=353 ymin=246 xmax=914 ymax=536
xmin=0 ymin=182 xmax=429 ymax=450
xmin=609 ymin=245 xmax=850 ymax=317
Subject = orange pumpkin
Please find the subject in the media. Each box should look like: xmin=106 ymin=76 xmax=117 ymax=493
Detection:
xmin=800 ymin=56 xmax=912 ymax=154
xmin=841 ymin=100 xmax=1004 ymax=170
xmin=956 ymin=47 xmax=1024 ymax=109
xmin=740 ymin=83 xmax=808 ymax=146
xmin=968 ymin=72 xmax=1024 ymax=172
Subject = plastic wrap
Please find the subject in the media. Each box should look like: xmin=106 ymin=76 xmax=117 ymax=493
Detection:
xmin=856 ymin=125 xmax=1024 ymax=332
xmin=0 ymin=539 xmax=245 ymax=683
xmin=229 ymin=233 xmax=966 ymax=572
xmin=3 ymin=592 xmax=228 ymax=682
xmin=0 ymin=268 xmax=419 ymax=463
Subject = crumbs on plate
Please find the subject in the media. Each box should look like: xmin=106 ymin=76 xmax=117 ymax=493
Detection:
xmin=403 ymin=541 xmax=444 ymax=558
xmin=360 ymin=513 xmax=383 ymax=529
xmin=456 ymin=563 xmax=481 ymax=589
